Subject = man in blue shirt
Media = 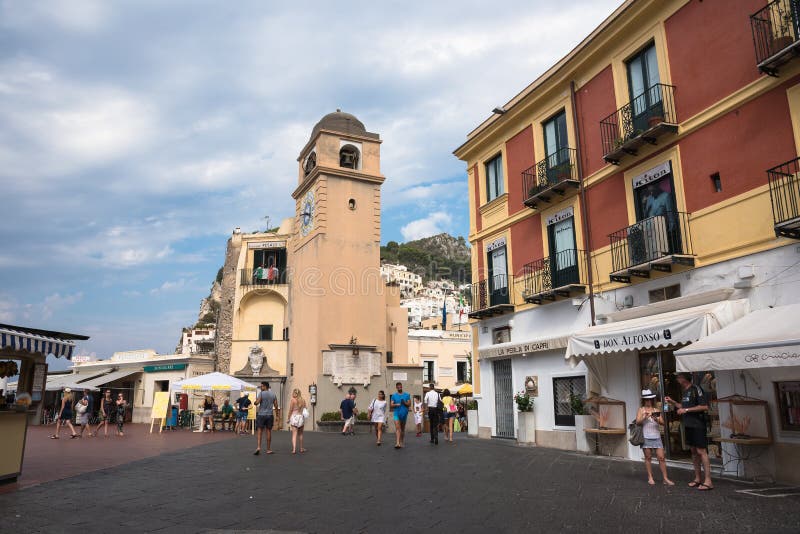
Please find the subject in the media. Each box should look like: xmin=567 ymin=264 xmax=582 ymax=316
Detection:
xmin=390 ymin=382 xmax=411 ymax=449
xmin=234 ymin=392 xmax=252 ymax=435
xmin=340 ymin=392 xmax=357 ymax=436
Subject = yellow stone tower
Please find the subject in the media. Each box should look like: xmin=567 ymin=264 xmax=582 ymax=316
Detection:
xmin=287 ymin=110 xmax=389 ymax=418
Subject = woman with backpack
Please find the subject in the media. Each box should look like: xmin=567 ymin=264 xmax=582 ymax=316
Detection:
xmin=368 ymin=390 xmax=388 ymax=446
xmin=636 ymin=389 xmax=674 ymax=486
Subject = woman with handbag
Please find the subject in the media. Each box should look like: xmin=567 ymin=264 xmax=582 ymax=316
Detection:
xmin=441 ymin=389 xmax=457 ymax=443
xmin=288 ymin=388 xmax=308 ymax=454
xmin=636 ymin=389 xmax=674 ymax=486
xmin=368 ymin=390 xmax=388 ymax=446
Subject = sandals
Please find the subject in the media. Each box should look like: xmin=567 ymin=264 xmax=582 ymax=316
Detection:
xmin=688 ymin=481 xmax=700 ymax=488
xmin=50 ymin=435 xmax=59 ymax=439
xmin=70 ymin=434 xmax=78 ymax=439
xmin=697 ymin=483 xmax=714 ymax=491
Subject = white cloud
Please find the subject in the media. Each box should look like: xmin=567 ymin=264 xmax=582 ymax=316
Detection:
xmin=0 ymin=294 xmax=16 ymax=322
xmin=0 ymin=0 xmax=110 ymax=32
xmin=150 ymin=278 xmax=188 ymax=295
xmin=401 ymin=212 xmax=453 ymax=241
xmin=41 ymin=292 xmax=83 ymax=320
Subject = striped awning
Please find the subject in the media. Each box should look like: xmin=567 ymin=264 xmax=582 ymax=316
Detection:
xmin=0 ymin=326 xmax=78 ymax=359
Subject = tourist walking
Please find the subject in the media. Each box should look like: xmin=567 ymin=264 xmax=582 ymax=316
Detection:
xmin=235 ymin=392 xmax=252 ymax=434
xmin=665 ymin=373 xmax=713 ymax=491
xmin=254 ymin=381 xmax=278 ymax=455
xmin=390 ymin=382 xmax=410 ymax=449
xmin=115 ymin=393 xmax=128 ymax=436
xmin=442 ymin=389 xmax=456 ymax=443
xmin=424 ymin=384 xmax=441 ymax=445
xmin=340 ymin=391 xmax=357 ymax=435
xmin=288 ymin=388 xmax=307 ymax=454
xmin=368 ymin=390 xmax=388 ymax=446
xmin=51 ymin=388 xmax=77 ymax=439
xmin=92 ymin=389 xmax=114 ymax=437
xmin=413 ymin=395 xmax=423 ymax=437
xmin=75 ymin=396 xmax=90 ymax=437
xmin=636 ymin=389 xmax=674 ymax=486
xmin=80 ymin=389 xmax=94 ymax=437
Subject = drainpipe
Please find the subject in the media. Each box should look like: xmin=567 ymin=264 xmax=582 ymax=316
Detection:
xmin=570 ymin=80 xmax=596 ymax=327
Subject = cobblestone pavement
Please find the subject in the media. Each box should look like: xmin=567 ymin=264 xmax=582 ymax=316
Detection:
xmin=1 ymin=423 xmax=237 ymax=492
xmin=1 ymin=431 xmax=799 ymax=533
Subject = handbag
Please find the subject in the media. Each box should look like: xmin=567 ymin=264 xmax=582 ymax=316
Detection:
xmin=628 ymin=419 xmax=644 ymax=446
xmin=301 ymin=407 xmax=309 ymax=419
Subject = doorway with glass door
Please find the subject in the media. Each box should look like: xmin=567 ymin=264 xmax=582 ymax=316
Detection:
xmin=543 ymin=110 xmax=570 ymax=187
xmin=627 ymin=42 xmax=663 ymax=134
xmin=487 ymin=243 xmax=509 ymax=306
xmin=546 ymin=208 xmax=579 ymax=290
xmin=639 ymin=349 xmax=720 ymax=464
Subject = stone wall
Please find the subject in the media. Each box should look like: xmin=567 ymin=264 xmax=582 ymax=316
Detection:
xmin=215 ymin=237 xmax=241 ymax=374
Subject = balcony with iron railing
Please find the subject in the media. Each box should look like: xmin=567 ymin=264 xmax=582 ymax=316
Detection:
xmin=608 ymin=211 xmax=694 ymax=284
xmin=751 ymin=0 xmax=800 ymax=76
xmin=522 ymin=147 xmax=580 ymax=209
xmin=767 ymin=156 xmax=800 ymax=239
xmin=521 ymin=249 xmax=588 ymax=305
xmin=239 ymin=268 xmax=287 ymax=289
xmin=467 ymin=275 xmax=515 ymax=319
xmin=600 ymin=83 xmax=678 ymax=165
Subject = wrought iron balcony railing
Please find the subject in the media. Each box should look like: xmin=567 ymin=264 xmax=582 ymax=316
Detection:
xmin=240 ymin=268 xmax=288 ymax=286
xmin=600 ymin=83 xmax=677 ymax=165
xmin=751 ymin=0 xmax=800 ymax=76
xmin=467 ymin=275 xmax=515 ymax=318
xmin=522 ymin=147 xmax=579 ymax=209
xmin=767 ymin=156 xmax=800 ymax=239
xmin=608 ymin=211 xmax=694 ymax=283
xmin=521 ymin=249 xmax=588 ymax=305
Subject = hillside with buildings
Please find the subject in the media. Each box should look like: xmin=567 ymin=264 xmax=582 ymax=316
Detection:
xmin=380 ymin=233 xmax=470 ymax=284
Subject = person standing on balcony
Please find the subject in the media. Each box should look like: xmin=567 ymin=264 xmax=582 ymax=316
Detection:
xmin=253 ymin=263 xmax=266 ymax=285
xmin=267 ymin=260 xmax=279 ymax=284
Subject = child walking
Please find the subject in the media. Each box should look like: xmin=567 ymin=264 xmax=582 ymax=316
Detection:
xmin=413 ymin=395 xmax=423 ymax=437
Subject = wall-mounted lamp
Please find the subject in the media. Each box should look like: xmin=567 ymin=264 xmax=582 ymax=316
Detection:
xmin=710 ymin=172 xmax=722 ymax=192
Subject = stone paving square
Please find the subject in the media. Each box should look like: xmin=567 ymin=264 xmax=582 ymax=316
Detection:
xmin=1 ymin=430 xmax=800 ymax=533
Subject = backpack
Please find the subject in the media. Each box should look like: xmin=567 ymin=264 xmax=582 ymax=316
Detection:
xmin=628 ymin=419 xmax=644 ymax=446
xmin=436 ymin=394 xmax=444 ymax=413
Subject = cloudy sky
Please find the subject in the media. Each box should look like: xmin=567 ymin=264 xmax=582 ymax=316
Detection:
xmin=0 ymin=0 xmax=621 ymax=366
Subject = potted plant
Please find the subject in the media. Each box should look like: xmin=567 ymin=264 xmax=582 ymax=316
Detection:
xmin=467 ymin=399 xmax=479 ymax=437
xmin=514 ymin=390 xmax=536 ymax=444
xmin=571 ymin=394 xmax=593 ymax=453
xmin=772 ymin=10 xmax=795 ymax=54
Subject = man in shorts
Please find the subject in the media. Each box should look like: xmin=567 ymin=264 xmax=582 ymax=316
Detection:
xmin=665 ymin=372 xmax=713 ymax=491
xmin=234 ymin=392 xmax=251 ymax=435
xmin=340 ymin=391 xmax=357 ymax=435
xmin=390 ymin=382 xmax=411 ymax=449
xmin=254 ymin=381 xmax=277 ymax=455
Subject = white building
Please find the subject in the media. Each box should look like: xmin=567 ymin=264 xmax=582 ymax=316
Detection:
xmin=381 ymin=263 xmax=423 ymax=297
xmin=179 ymin=327 xmax=216 ymax=355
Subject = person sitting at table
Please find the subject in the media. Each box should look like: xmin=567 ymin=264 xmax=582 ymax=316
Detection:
xmin=220 ymin=399 xmax=235 ymax=431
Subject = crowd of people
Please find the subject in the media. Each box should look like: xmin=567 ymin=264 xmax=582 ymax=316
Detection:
xmin=50 ymin=388 xmax=128 ymax=439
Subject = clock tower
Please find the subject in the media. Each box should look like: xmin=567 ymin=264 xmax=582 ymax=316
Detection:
xmin=288 ymin=110 xmax=389 ymax=418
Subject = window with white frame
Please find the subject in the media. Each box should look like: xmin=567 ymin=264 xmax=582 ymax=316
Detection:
xmin=553 ymin=375 xmax=586 ymax=427
xmin=422 ymin=360 xmax=436 ymax=384
xmin=485 ymin=154 xmax=504 ymax=202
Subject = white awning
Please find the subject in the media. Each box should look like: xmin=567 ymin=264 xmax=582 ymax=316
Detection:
xmin=478 ymin=333 xmax=569 ymax=360
xmin=44 ymin=372 xmax=104 ymax=391
xmin=78 ymin=369 xmax=141 ymax=389
xmin=566 ymin=299 xmax=749 ymax=360
xmin=675 ymin=303 xmax=800 ymax=371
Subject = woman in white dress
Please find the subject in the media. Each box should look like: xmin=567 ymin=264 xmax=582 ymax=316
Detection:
xmin=368 ymin=390 xmax=388 ymax=446
xmin=288 ymin=388 xmax=307 ymax=454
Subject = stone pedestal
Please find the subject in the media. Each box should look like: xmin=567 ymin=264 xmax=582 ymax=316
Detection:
xmin=517 ymin=411 xmax=536 ymax=445
xmin=467 ymin=410 xmax=478 ymax=437
xmin=574 ymin=415 xmax=594 ymax=453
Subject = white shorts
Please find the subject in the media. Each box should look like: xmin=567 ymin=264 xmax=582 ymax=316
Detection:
xmin=414 ymin=413 xmax=423 ymax=425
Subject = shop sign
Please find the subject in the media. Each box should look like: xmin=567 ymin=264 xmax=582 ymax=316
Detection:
xmin=743 ymin=350 xmax=800 ymax=365
xmin=480 ymin=339 xmax=564 ymax=359
xmin=485 ymin=237 xmax=506 ymax=252
xmin=248 ymin=241 xmax=286 ymax=249
xmin=143 ymin=363 xmax=188 ymax=373
xmin=593 ymin=328 xmax=672 ymax=350
xmin=633 ymin=161 xmax=671 ymax=189
xmin=546 ymin=206 xmax=574 ymax=226
xmin=443 ymin=331 xmax=471 ymax=340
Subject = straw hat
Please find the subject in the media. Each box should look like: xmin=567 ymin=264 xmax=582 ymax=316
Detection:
xmin=641 ymin=389 xmax=656 ymax=399
xmin=64 ymin=387 xmax=72 ymax=393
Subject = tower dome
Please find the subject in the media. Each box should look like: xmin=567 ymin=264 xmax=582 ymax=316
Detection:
xmin=309 ymin=109 xmax=379 ymax=142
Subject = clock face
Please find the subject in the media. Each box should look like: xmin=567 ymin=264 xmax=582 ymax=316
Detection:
xmin=300 ymin=190 xmax=315 ymax=236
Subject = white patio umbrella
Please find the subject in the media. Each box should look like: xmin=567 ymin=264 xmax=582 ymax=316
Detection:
xmin=170 ymin=371 xmax=258 ymax=392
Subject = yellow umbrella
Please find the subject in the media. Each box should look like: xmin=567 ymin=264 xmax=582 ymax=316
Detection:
xmin=457 ymin=383 xmax=473 ymax=395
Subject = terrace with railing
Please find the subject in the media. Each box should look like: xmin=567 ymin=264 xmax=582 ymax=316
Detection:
xmin=608 ymin=211 xmax=694 ymax=284
xmin=521 ymin=249 xmax=588 ymax=305
xmin=751 ymin=0 xmax=800 ymax=76
xmin=467 ymin=275 xmax=515 ymax=319
xmin=600 ymin=83 xmax=677 ymax=165
xmin=767 ymin=156 xmax=800 ymax=239
xmin=522 ymin=147 xmax=580 ymax=209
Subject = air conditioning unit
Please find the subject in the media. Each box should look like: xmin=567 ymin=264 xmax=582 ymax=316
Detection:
xmin=627 ymin=215 xmax=668 ymax=266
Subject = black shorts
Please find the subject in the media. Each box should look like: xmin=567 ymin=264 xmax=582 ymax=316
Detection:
xmin=256 ymin=415 xmax=274 ymax=430
xmin=684 ymin=425 xmax=708 ymax=449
